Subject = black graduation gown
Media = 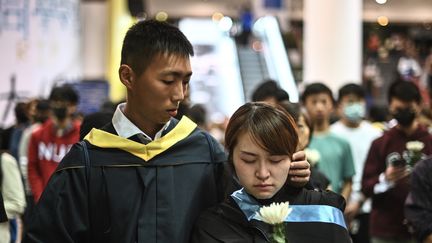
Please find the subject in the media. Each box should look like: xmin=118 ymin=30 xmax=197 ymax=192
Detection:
xmin=191 ymin=186 xmax=352 ymax=243
xmin=23 ymin=117 xmax=227 ymax=243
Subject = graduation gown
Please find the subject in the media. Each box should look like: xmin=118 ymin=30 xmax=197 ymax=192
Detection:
xmin=191 ymin=186 xmax=351 ymax=243
xmin=23 ymin=117 xmax=227 ymax=243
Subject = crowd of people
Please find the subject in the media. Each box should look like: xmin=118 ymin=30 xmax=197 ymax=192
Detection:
xmin=0 ymin=19 xmax=431 ymax=243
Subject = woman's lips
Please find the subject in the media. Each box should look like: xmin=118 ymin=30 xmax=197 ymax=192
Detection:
xmin=254 ymin=184 xmax=273 ymax=190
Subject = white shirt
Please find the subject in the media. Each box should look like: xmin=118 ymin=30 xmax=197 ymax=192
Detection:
xmin=112 ymin=103 xmax=170 ymax=141
xmin=331 ymin=120 xmax=382 ymax=213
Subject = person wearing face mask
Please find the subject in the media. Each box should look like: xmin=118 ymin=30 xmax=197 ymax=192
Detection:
xmin=191 ymin=102 xmax=351 ymax=243
xmin=362 ymin=80 xmax=432 ymax=243
xmin=330 ymin=83 xmax=382 ymax=243
xmin=27 ymin=85 xmax=80 ymax=203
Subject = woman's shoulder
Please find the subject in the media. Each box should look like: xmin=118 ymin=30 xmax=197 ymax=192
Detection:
xmin=196 ymin=199 xmax=246 ymax=226
xmin=298 ymin=188 xmax=346 ymax=211
xmin=192 ymin=200 xmax=253 ymax=243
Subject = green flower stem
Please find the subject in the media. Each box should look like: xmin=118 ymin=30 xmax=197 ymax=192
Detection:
xmin=271 ymin=223 xmax=286 ymax=243
xmin=408 ymin=151 xmax=422 ymax=167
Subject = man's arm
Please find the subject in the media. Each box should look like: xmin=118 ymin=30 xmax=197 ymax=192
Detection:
xmin=288 ymin=151 xmax=311 ymax=187
xmin=23 ymin=167 xmax=90 ymax=243
xmin=27 ymin=133 xmax=44 ymax=202
xmin=1 ymin=153 xmax=26 ymax=218
xmin=340 ymin=179 xmax=352 ymax=201
xmin=361 ymin=140 xmax=382 ymax=197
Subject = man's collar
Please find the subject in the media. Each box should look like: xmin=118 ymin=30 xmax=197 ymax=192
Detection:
xmin=112 ymin=103 xmax=170 ymax=141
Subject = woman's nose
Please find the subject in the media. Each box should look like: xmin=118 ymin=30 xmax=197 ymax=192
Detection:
xmin=255 ymin=163 xmax=270 ymax=180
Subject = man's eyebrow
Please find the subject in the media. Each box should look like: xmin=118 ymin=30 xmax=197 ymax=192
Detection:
xmin=160 ymin=71 xmax=193 ymax=78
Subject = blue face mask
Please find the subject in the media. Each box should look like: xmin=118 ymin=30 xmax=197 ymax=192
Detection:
xmin=343 ymin=103 xmax=365 ymax=123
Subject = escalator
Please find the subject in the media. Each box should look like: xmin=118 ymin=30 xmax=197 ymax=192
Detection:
xmin=179 ymin=16 xmax=298 ymax=122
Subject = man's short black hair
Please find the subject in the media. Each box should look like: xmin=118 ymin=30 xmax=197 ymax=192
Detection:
xmin=301 ymin=82 xmax=334 ymax=104
xmin=251 ymin=79 xmax=289 ymax=102
xmin=388 ymin=80 xmax=421 ymax=104
xmin=121 ymin=19 xmax=194 ymax=76
xmin=337 ymin=83 xmax=365 ymax=102
xmin=48 ymin=84 xmax=79 ymax=104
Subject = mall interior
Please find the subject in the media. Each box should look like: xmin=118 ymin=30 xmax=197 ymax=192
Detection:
xmin=1 ymin=0 xmax=432 ymax=242
xmin=1 ymin=0 xmax=432 ymax=124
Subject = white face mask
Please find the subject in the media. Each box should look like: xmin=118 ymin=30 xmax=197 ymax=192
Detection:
xmin=343 ymin=103 xmax=365 ymax=123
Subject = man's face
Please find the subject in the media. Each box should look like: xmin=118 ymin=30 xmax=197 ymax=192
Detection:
xmin=304 ymin=93 xmax=334 ymax=124
xmin=389 ymin=97 xmax=420 ymax=127
xmin=126 ymin=53 xmax=192 ymax=128
xmin=389 ymin=98 xmax=419 ymax=115
xmin=50 ymin=100 xmax=77 ymax=122
xmin=338 ymin=94 xmax=366 ymax=122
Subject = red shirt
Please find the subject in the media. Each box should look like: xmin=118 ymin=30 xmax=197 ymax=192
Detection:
xmin=27 ymin=118 xmax=80 ymax=201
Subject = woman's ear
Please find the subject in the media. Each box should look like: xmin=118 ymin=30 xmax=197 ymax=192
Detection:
xmin=119 ymin=64 xmax=134 ymax=89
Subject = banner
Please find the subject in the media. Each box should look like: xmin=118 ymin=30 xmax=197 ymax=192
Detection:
xmin=0 ymin=0 xmax=81 ymax=127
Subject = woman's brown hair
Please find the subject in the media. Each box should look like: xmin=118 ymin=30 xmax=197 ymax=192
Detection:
xmin=224 ymin=102 xmax=299 ymax=164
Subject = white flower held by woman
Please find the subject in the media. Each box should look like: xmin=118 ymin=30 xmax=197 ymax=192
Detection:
xmin=258 ymin=202 xmax=292 ymax=243
xmin=258 ymin=202 xmax=292 ymax=224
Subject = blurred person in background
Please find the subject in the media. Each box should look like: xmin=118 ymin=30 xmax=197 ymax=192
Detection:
xmin=27 ymin=85 xmax=80 ymax=203
xmin=281 ymin=101 xmax=331 ymax=191
xmin=187 ymin=104 xmax=208 ymax=131
xmin=302 ymin=82 xmax=355 ymax=201
xmin=362 ymin=80 xmax=432 ymax=243
xmin=331 ymin=83 xmax=382 ymax=243
xmin=251 ymin=79 xmax=289 ymax=105
xmin=0 ymin=142 xmax=26 ymax=243
xmin=79 ymin=111 xmax=114 ymax=141
xmin=368 ymin=104 xmax=391 ymax=132
xmin=17 ymin=99 xmax=50 ymax=231
xmin=8 ymin=102 xmax=31 ymax=161
xmin=404 ymin=157 xmax=432 ymax=243
xmin=0 ymin=101 xmax=31 ymax=243
xmin=239 ymin=3 xmax=253 ymax=46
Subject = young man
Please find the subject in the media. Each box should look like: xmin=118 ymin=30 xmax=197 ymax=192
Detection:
xmin=23 ymin=20 xmax=310 ymax=243
xmin=362 ymin=80 xmax=432 ymax=243
xmin=330 ymin=83 xmax=382 ymax=243
xmin=302 ymin=82 xmax=355 ymax=200
xmin=27 ymin=85 xmax=80 ymax=202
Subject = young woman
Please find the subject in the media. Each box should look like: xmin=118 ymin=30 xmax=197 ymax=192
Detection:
xmin=191 ymin=102 xmax=350 ymax=243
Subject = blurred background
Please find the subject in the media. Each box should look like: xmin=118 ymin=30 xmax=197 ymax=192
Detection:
xmin=1 ymin=0 xmax=432 ymax=127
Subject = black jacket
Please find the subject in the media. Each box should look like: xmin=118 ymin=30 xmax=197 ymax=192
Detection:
xmin=405 ymin=157 xmax=432 ymax=242
xmin=192 ymin=186 xmax=351 ymax=243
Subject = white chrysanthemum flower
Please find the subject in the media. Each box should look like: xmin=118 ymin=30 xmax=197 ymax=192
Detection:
xmin=258 ymin=202 xmax=292 ymax=225
xmin=304 ymin=148 xmax=320 ymax=167
xmin=406 ymin=141 xmax=424 ymax=152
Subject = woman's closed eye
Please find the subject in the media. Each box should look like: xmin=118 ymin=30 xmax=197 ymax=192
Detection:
xmin=242 ymin=159 xmax=256 ymax=164
xmin=269 ymin=156 xmax=288 ymax=164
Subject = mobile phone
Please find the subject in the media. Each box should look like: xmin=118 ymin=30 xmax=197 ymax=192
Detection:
xmin=390 ymin=159 xmax=406 ymax=167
